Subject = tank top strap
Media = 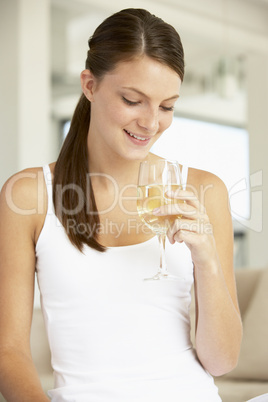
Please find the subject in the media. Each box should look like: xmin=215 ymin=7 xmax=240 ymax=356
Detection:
xmin=43 ymin=164 xmax=54 ymax=214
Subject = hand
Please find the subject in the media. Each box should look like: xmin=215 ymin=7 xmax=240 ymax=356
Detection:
xmin=153 ymin=190 xmax=219 ymax=270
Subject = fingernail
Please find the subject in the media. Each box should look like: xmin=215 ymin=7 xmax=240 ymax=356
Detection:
xmin=168 ymin=236 xmax=174 ymax=244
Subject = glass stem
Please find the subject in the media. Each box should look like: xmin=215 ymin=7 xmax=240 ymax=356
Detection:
xmin=157 ymin=234 xmax=167 ymax=276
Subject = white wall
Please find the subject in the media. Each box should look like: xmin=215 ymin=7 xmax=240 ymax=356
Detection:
xmin=0 ymin=0 xmax=57 ymax=189
xmin=247 ymin=53 xmax=268 ymax=268
xmin=0 ymin=1 xmax=19 ymax=185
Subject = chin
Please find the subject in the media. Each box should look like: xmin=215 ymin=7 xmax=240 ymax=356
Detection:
xmin=123 ymin=149 xmax=151 ymax=162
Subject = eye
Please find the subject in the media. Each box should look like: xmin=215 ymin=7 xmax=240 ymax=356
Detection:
xmin=122 ymin=96 xmax=139 ymax=106
xmin=160 ymin=105 xmax=174 ymax=112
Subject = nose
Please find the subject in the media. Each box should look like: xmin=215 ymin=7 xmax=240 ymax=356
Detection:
xmin=137 ymin=107 xmax=159 ymax=133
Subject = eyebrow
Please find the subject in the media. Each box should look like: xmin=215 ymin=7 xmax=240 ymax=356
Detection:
xmin=122 ymin=87 xmax=180 ymax=101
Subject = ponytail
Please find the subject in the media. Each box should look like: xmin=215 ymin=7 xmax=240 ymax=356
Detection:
xmin=53 ymin=94 xmax=106 ymax=252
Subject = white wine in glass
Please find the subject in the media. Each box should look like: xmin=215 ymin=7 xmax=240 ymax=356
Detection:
xmin=137 ymin=159 xmax=188 ymax=280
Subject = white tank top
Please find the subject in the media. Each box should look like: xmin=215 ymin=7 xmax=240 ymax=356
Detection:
xmin=35 ymin=165 xmax=221 ymax=402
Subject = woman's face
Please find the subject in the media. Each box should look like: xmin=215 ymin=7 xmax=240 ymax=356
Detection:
xmin=86 ymin=55 xmax=182 ymax=163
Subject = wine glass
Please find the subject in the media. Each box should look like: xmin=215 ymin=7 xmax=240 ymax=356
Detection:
xmin=137 ymin=159 xmax=188 ymax=280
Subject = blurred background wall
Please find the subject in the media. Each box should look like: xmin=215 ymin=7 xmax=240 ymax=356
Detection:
xmin=0 ymin=0 xmax=267 ymax=270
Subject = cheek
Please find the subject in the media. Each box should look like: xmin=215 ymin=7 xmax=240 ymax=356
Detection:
xmin=152 ymin=115 xmax=174 ymax=147
xmin=110 ymin=105 xmax=139 ymax=127
xmin=93 ymin=91 xmax=124 ymax=126
xmin=159 ymin=113 xmax=174 ymax=133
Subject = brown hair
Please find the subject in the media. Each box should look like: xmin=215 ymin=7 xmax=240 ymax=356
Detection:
xmin=53 ymin=8 xmax=184 ymax=252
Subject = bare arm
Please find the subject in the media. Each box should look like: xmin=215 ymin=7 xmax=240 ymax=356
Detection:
xmin=0 ymin=170 xmax=50 ymax=401
xmin=155 ymin=169 xmax=242 ymax=376
xmin=176 ymin=172 xmax=242 ymax=376
xmin=192 ymin=173 xmax=242 ymax=376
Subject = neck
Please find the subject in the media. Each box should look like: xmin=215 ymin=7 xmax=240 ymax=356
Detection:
xmin=88 ymin=147 xmax=147 ymax=189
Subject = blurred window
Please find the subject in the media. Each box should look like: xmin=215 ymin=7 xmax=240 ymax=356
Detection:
xmin=150 ymin=116 xmax=249 ymax=221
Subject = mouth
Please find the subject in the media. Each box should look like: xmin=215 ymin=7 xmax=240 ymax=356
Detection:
xmin=124 ymin=129 xmax=150 ymax=142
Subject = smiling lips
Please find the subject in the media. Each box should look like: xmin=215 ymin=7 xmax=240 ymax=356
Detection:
xmin=124 ymin=129 xmax=151 ymax=142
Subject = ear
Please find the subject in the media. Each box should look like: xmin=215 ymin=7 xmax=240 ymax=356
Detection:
xmin=80 ymin=69 xmax=97 ymax=102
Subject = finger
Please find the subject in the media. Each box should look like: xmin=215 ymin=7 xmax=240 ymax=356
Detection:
xmin=168 ymin=218 xmax=211 ymax=236
xmin=153 ymin=202 xmax=196 ymax=217
xmin=166 ymin=189 xmax=205 ymax=213
xmin=166 ymin=189 xmax=196 ymax=202
xmin=176 ymin=207 xmax=210 ymax=223
xmin=167 ymin=218 xmax=213 ymax=243
xmin=172 ymin=229 xmax=198 ymax=245
xmin=167 ymin=227 xmax=194 ymax=244
xmin=153 ymin=202 xmax=209 ymax=222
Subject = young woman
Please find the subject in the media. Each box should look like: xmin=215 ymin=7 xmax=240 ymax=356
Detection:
xmin=0 ymin=8 xmax=242 ymax=402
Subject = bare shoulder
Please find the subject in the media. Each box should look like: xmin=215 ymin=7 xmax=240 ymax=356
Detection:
xmin=0 ymin=163 xmax=56 ymax=244
xmin=1 ymin=163 xmax=56 ymax=211
xmin=1 ymin=166 xmax=44 ymax=193
xmin=188 ymin=166 xmax=226 ymax=190
xmin=188 ymin=167 xmax=233 ymax=264
xmin=1 ymin=167 xmax=44 ymax=218
xmin=188 ymin=167 xmax=229 ymax=211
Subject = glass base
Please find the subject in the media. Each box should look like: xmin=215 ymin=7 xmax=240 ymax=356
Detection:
xmin=144 ymin=272 xmax=185 ymax=281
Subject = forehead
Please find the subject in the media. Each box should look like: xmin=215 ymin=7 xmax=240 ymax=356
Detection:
xmin=102 ymin=55 xmax=181 ymax=97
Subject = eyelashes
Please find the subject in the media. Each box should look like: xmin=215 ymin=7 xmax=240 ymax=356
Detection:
xmin=122 ymin=96 xmax=174 ymax=112
xmin=122 ymin=96 xmax=139 ymax=106
xmin=161 ymin=105 xmax=174 ymax=112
